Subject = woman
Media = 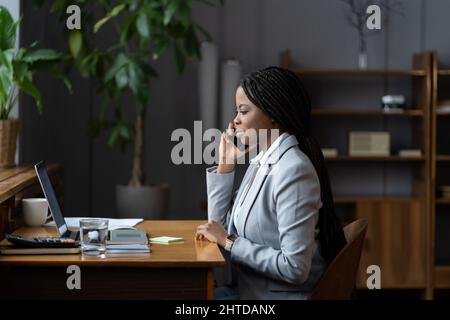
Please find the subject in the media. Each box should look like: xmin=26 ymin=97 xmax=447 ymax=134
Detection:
xmin=196 ymin=66 xmax=346 ymax=300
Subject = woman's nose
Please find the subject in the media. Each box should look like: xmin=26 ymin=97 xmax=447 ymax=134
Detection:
xmin=233 ymin=114 xmax=240 ymax=126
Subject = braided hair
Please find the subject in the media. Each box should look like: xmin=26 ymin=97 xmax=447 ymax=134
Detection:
xmin=239 ymin=66 xmax=346 ymax=265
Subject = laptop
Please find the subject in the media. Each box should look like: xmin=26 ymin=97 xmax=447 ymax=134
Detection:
xmin=34 ymin=161 xmax=80 ymax=241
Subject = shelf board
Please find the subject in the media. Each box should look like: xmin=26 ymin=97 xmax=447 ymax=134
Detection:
xmin=312 ymin=109 xmax=424 ymax=117
xmin=438 ymin=69 xmax=450 ymax=76
xmin=437 ymin=111 xmax=450 ymax=116
xmin=289 ymin=67 xmax=427 ymax=77
xmin=436 ymin=155 xmax=450 ymax=161
xmin=334 ymin=196 xmax=420 ymax=204
xmin=435 ymin=266 xmax=450 ymax=288
xmin=325 ymin=156 xmax=425 ymax=161
xmin=436 ymin=198 xmax=450 ymax=204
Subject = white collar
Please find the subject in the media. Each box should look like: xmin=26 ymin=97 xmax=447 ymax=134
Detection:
xmin=250 ymin=132 xmax=290 ymax=165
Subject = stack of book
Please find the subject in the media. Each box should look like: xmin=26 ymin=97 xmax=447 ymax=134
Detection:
xmin=106 ymin=229 xmax=150 ymax=254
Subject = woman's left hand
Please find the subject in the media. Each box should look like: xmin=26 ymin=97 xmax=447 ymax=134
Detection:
xmin=195 ymin=221 xmax=228 ymax=247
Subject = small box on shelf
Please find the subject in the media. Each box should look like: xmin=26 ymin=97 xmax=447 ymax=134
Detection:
xmin=322 ymin=148 xmax=338 ymax=158
xmin=398 ymin=149 xmax=422 ymax=157
xmin=348 ymin=131 xmax=390 ymax=156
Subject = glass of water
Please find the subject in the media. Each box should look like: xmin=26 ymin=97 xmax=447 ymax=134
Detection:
xmin=79 ymin=218 xmax=109 ymax=257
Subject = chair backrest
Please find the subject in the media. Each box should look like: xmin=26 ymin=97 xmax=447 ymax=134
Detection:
xmin=309 ymin=218 xmax=368 ymax=300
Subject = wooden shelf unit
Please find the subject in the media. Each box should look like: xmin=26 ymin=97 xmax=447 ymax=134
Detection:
xmin=435 ymin=266 xmax=450 ymax=289
xmin=438 ymin=69 xmax=450 ymax=76
xmin=311 ymin=108 xmax=424 ymax=117
xmin=436 ymin=155 xmax=450 ymax=161
xmin=281 ymin=49 xmax=433 ymax=297
xmin=436 ymin=198 xmax=450 ymax=204
xmin=288 ymin=67 xmax=427 ymax=77
xmin=430 ymin=52 xmax=450 ymax=293
xmin=324 ymin=156 xmax=425 ymax=162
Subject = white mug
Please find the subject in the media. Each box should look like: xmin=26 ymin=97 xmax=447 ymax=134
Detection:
xmin=22 ymin=198 xmax=52 ymax=227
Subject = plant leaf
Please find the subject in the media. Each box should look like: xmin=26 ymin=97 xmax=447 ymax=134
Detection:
xmin=136 ymin=11 xmax=150 ymax=38
xmin=68 ymin=30 xmax=83 ymax=58
xmin=164 ymin=0 xmax=179 ymax=26
xmin=115 ymin=66 xmax=128 ymax=89
xmin=104 ymin=53 xmax=129 ymax=83
xmin=50 ymin=0 xmax=67 ymax=13
xmin=0 ymin=6 xmax=16 ymax=50
xmin=17 ymin=75 xmax=43 ymax=114
xmin=0 ymin=49 xmax=14 ymax=105
xmin=94 ymin=3 xmax=126 ymax=33
xmin=108 ymin=124 xmax=121 ymax=146
xmin=22 ymin=49 xmax=64 ymax=63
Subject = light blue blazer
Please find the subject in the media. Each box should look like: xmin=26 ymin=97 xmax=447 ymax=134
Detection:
xmin=206 ymin=134 xmax=326 ymax=299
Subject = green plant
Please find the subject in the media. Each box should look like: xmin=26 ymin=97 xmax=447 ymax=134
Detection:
xmin=42 ymin=0 xmax=222 ymax=187
xmin=0 ymin=5 xmax=70 ymax=120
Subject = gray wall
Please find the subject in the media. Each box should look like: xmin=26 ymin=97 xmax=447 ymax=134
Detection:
xmin=19 ymin=0 xmax=450 ymax=219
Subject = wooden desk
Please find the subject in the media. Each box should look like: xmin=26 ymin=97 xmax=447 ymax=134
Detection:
xmin=0 ymin=164 xmax=62 ymax=240
xmin=0 ymin=220 xmax=225 ymax=299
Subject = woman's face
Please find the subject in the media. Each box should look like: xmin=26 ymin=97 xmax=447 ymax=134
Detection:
xmin=233 ymin=86 xmax=277 ymax=147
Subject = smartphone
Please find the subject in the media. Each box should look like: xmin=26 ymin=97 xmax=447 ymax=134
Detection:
xmin=227 ymin=130 xmax=246 ymax=151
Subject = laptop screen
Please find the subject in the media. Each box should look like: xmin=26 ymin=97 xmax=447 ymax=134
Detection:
xmin=34 ymin=161 xmax=68 ymax=236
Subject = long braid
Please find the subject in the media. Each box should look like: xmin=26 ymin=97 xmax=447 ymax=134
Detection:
xmin=239 ymin=66 xmax=346 ymax=265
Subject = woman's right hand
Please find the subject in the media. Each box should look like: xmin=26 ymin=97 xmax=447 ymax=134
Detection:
xmin=217 ymin=122 xmax=242 ymax=173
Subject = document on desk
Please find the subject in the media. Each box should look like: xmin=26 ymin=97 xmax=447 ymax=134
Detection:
xmin=44 ymin=218 xmax=143 ymax=229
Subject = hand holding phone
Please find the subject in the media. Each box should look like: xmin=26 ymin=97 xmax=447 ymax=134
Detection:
xmin=225 ymin=122 xmax=247 ymax=152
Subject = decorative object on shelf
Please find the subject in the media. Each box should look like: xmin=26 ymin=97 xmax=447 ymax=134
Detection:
xmin=322 ymin=148 xmax=338 ymax=158
xmin=437 ymin=99 xmax=450 ymax=114
xmin=349 ymin=131 xmax=390 ymax=156
xmin=338 ymin=0 xmax=404 ymax=69
xmin=198 ymin=42 xmax=219 ymax=130
xmin=398 ymin=149 xmax=422 ymax=157
xmin=381 ymin=94 xmax=406 ymax=112
xmin=220 ymin=58 xmax=242 ymax=130
xmin=0 ymin=6 xmax=69 ymax=168
xmin=41 ymin=0 xmax=223 ymax=219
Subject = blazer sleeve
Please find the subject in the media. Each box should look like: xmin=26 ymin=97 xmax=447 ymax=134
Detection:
xmin=230 ymin=160 xmax=322 ymax=285
xmin=206 ymin=166 xmax=236 ymax=228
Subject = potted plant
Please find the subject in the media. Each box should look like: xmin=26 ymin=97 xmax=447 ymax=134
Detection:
xmin=0 ymin=6 xmax=69 ymax=167
xmin=42 ymin=0 xmax=221 ymax=218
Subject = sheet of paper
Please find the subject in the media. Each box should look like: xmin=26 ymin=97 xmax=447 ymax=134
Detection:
xmin=44 ymin=217 xmax=143 ymax=229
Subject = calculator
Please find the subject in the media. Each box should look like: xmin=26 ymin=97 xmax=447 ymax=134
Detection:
xmin=5 ymin=234 xmax=79 ymax=248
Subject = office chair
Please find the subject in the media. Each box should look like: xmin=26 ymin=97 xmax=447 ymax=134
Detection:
xmin=309 ymin=218 xmax=368 ymax=300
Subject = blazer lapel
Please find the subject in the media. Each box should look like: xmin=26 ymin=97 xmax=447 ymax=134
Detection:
xmin=227 ymin=164 xmax=256 ymax=235
xmin=238 ymin=164 xmax=270 ymax=237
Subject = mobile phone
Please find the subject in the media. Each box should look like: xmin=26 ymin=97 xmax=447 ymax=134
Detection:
xmin=227 ymin=131 xmax=246 ymax=151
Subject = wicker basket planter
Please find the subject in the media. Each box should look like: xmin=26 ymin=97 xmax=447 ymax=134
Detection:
xmin=0 ymin=119 xmax=19 ymax=168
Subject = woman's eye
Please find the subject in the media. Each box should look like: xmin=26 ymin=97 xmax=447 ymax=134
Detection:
xmin=240 ymin=111 xmax=248 ymax=115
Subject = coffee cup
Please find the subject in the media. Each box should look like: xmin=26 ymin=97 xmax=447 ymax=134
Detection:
xmin=22 ymin=198 xmax=52 ymax=227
